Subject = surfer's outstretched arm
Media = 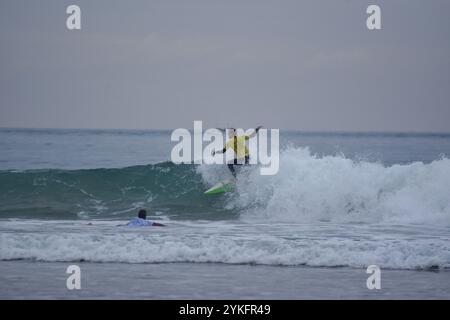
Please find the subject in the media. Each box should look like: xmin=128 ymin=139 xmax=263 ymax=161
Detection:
xmin=247 ymin=125 xmax=263 ymax=139
xmin=212 ymin=147 xmax=227 ymax=156
xmin=152 ymin=222 xmax=166 ymax=227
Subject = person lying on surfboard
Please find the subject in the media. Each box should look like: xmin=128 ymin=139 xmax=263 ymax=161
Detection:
xmin=126 ymin=209 xmax=165 ymax=227
xmin=211 ymin=126 xmax=263 ymax=178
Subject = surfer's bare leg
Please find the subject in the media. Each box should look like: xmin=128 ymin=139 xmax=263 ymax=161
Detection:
xmin=227 ymin=163 xmax=237 ymax=178
xmin=227 ymin=156 xmax=250 ymax=178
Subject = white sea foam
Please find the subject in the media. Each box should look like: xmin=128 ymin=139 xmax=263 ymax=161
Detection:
xmin=0 ymin=220 xmax=449 ymax=269
xmin=199 ymin=147 xmax=450 ymax=225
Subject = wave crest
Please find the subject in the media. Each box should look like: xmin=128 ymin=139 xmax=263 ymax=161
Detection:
xmin=199 ymin=147 xmax=450 ymax=225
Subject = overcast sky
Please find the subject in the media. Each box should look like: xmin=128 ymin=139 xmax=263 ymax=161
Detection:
xmin=0 ymin=0 xmax=449 ymax=132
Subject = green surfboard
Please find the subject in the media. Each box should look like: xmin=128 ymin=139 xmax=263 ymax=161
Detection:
xmin=204 ymin=179 xmax=236 ymax=195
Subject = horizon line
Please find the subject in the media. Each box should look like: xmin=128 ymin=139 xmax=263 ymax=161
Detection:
xmin=1 ymin=126 xmax=450 ymax=135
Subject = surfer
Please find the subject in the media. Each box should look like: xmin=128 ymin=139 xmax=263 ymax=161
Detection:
xmin=126 ymin=209 xmax=165 ymax=227
xmin=212 ymin=126 xmax=262 ymax=178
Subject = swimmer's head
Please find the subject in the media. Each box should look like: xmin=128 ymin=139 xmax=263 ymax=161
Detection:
xmin=138 ymin=209 xmax=147 ymax=219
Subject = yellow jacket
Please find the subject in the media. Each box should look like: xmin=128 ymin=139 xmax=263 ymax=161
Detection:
xmin=225 ymin=136 xmax=249 ymax=158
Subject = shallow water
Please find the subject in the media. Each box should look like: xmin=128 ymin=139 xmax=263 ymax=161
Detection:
xmin=1 ymin=261 xmax=449 ymax=299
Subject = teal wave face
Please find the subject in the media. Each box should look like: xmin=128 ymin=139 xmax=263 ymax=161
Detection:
xmin=0 ymin=162 xmax=235 ymax=220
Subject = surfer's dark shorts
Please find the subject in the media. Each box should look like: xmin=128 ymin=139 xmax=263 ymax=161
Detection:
xmin=232 ymin=155 xmax=250 ymax=165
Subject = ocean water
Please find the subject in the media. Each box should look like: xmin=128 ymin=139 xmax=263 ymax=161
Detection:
xmin=1 ymin=128 xmax=450 ymax=299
